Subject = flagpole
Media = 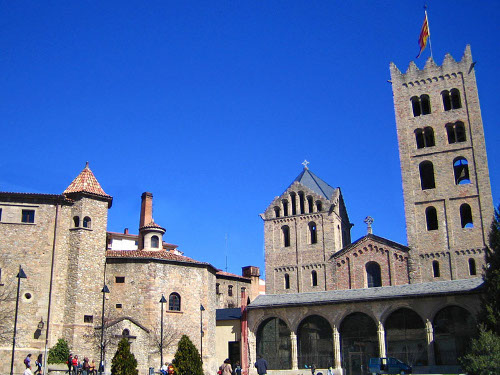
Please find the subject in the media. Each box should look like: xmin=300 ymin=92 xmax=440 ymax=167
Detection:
xmin=425 ymin=8 xmax=433 ymax=59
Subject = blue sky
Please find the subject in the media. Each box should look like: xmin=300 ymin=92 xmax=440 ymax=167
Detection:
xmin=1 ymin=1 xmax=498 ymax=278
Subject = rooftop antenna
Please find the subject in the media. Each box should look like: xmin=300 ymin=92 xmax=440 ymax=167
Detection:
xmin=225 ymin=233 xmax=228 ymax=272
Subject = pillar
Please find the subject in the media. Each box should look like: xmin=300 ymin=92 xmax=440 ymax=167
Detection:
xmin=333 ymin=325 xmax=342 ymax=371
xmin=377 ymin=321 xmax=386 ymax=358
xmin=425 ymin=319 xmax=435 ymax=365
xmin=290 ymin=332 xmax=298 ymax=370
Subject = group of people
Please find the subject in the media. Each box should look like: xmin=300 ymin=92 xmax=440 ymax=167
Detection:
xmin=67 ymin=354 xmax=100 ymax=375
xmin=218 ymin=359 xmax=242 ymax=375
xmin=23 ymin=354 xmax=43 ymax=375
xmin=159 ymin=362 xmax=175 ymax=375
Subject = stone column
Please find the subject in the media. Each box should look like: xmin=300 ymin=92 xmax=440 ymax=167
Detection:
xmin=425 ymin=319 xmax=435 ymax=365
xmin=333 ymin=325 xmax=342 ymax=371
xmin=290 ymin=332 xmax=298 ymax=370
xmin=377 ymin=321 xmax=386 ymax=358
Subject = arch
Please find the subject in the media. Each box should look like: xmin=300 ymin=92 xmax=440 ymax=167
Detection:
xmin=468 ymin=258 xmax=477 ymax=276
xmin=316 ymin=201 xmax=322 ymax=212
xmin=450 ymin=88 xmax=462 ymax=109
xmin=73 ymin=216 xmax=80 ymax=227
xmin=419 ymin=161 xmax=435 ymax=190
xmin=433 ymin=306 xmax=476 ymax=365
xmin=168 ymin=292 xmax=181 ymax=311
xmin=442 ymin=90 xmax=452 ymax=111
xmin=311 ymin=270 xmax=318 ymax=287
xmin=446 ymin=122 xmax=467 ymax=144
xmin=83 ymin=216 xmax=91 ymax=229
xmin=282 ymin=225 xmax=290 ymax=247
xmin=460 ymin=204 xmax=473 ymax=228
xmin=425 ymin=206 xmax=438 ymax=231
xmin=282 ymin=199 xmax=289 ymax=217
xmin=297 ymin=315 xmax=333 ymax=368
xmin=256 ymin=317 xmax=292 ymax=370
xmin=415 ymin=127 xmax=435 ymax=149
xmin=298 ymin=191 xmax=305 ymax=214
xmin=385 ymin=308 xmax=428 ymax=365
xmin=453 ymin=157 xmax=470 ymax=185
xmin=284 ymin=274 xmax=290 ymax=290
xmin=122 ymin=329 xmax=130 ymax=336
xmin=411 ymin=96 xmax=421 ymax=117
xmin=432 ymin=261 xmax=440 ymax=278
xmin=274 ymin=206 xmax=281 ymax=218
xmin=366 ymin=262 xmax=382 ymax=287
xmin=421 ymin=95 xmax=431 ymax=115
xmin=309 ymin=222 xmax=318 ymax=244
xmin=339 ymin=312 xmax=378 ymax=374
xmin=307 ymin=196 xmax=314 ymax=213
xmin=290 ymin=193 xmax=297 ymax=215
xmin=151 ymin=235 xmax=159 ymax=248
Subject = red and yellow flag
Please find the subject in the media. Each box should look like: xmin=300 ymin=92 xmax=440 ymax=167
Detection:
xmin=417 ymin=13 xmax=430 ymax=58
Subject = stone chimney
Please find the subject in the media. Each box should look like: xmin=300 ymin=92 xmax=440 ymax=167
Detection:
xmin=140 ymin=192 xmax=153 ymax=229
xmin=242 ymin=266 xmax=261 ymax=302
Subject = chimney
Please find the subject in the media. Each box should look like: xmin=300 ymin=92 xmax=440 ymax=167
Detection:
xmin=124 ymin=228 xmax=129 ymax=235
xmin=140 ymin=192 xmax=153 ymax=229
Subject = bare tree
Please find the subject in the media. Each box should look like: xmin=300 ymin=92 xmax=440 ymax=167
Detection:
xmin=83 ymin=308 xmax=122 ymax=360
xmin=0 ymin=283 xmax=16 ymax=343
xmin=149 ymin=318 xmax=182 ymax=356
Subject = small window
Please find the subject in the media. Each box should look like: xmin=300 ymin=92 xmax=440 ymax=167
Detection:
xmin=116 ymin=304 xmax=122 ymax=309
xmin=0 ymin=208 xmax=3 ymax=221
xmin=84 ymin=315 xmax=93 ymax=323
xmin=446 ymin=122 xmax=467 ymax=144
xmin=83 ymin=216 xmax=91 ymax=228
xmin=450 ymin=89 xmax=462 ymax=109
xmin=411 ymin=96 xmax=422 ymax=117
xmin=228 ymin=285 xmax=233 ymax=297
xmin=216 ymin=283 xmax=220 ymax=294
xmin=21 ymin=209 xmax=35 ymax=223
xmin=122 ymin=329 xmax=130 ymax=336
xmin=419 ymin=161 xmax=435 ymax=190
xmin=460 ymin=204 xmax=473 ymax=228
xmin=169 ymin=293 xmax=181 ymax=311
xmin=73 ymin=216 xmax=80 ymax=227
xmin=366 ymin=262 xmax=382 ymax=287
xmin=426 ymin=206 xmax=438 ymax=230
xmin=311 ymin=270 xmax=318 ymax=287
xmin=284 ymin=273 xmax=290 ymax=289
xmin=309 ymin=222 xmax=318 ymax=244
xmin=151 ymin=235 xmax=159 ymax=248
xmin=442 ymin=90 xmax=452 ymax=111
xmin=115 ymin=276 xmax=125 ymax=283
xmin=290 ymin=193 xmax=297 ymax=215
xmin=282 ymin=225 xmax=290 ymax=247
xmin=298 ymin=192 xmax=305 ymax=214
xmin=411 ymin=95 xmax=431 ymax=116
xmin=468 ymin=258 xmax=477 ymax=276
xmin=316 ymin=201 xmax=322 ymax=212
xmin=241 ymin=287 xmax=246 ymax=295
xmin=274 ymin=206 xmax=281 ymax=218
xmin=282 ymin=199 xmax=289 ymax=217
xmin=432 ymin=261 xmax=440 ymax=278
xmin=415 ymin=127 xmax=435 ymax=149
xmin=453 ymin=157 xmax=470 ymax=185
xmin=307 ymin=196 xmax=314 ymax=213
xmin=421 ymin=95 xmax=431 ymax=115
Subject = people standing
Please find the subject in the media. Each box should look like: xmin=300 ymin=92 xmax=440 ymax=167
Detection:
xmin=67 ymin=354 xmax=73 ymax=375
xmin=34 ymin=354 xmax=43 ymax=375
xmin=254 ymin=355 xmax=268 ymax=375
xmin=82 ymin=357 xmax=90 ymax=375
xmin=24 ymin=354 xmax=32 ymax=369
xmin=220 ymin=359 xmax=232 ymax=375
xmin=72 ymin=355 xmax=79 ymax=375
xmin=23 ymin=364 xmax=33 ymax=375
xmin=233 ymin=361 xmax=242 ymax=375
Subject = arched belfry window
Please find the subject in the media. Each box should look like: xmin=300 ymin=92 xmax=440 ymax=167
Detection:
xmin=453 ymin=157 xmax=470 ymax=185
xmin=274 ymin=206 xmax=281 ymax=218
xmin=83 ymin=216 xmax=91 ymax=228
xmin=468 ymin=258 xmax=477 ymax=276
xmin=309 ymin=222 xmax=317 ymax=244
xmin=419 ymin=161 xmax=435 ymax=190
xmin=311 ymin=270 xmax=318 ymax=286
xmin=169 ymin=293 xmax=181 ymax=311
xmin=316 ymin=201 xmax=322 ymax=212
xmin=426 ymin=206 xmax=438 ymax=230
xmin=460 ymin=204 xmax=473 ymax=228
xmin=443 ymin=89 xmax=462 ymax=110
xmin=298 ymin=192 xmax=305 ymax=214
xmin=282 ymin=199 xmax=289 ymax=217
xmin=290 ymin=193 xmax=297 ymax=215
xmin=151 ymin=235 xmax=159 ymax=248
xmin=433 ymin=261 xmax=440 ymax=278
xmin=307 ymin=196 xmax=314 ymax=213
xmin=284 ymin=273 xmax=290 ymax=289
xmin=73 ymin=216 xmax=80 ymax=227
xmin=411 ymin=95 xmax=431 ymax=117
xmin=282 ymin=225 xmax=290 ymax=247
xmin=446 ymin=122 xmax=467 ymax=144
xmin=366 ymin=262 xmax=382 ymax=287
xmin=415 ymin=127 xmax=435 ymax=149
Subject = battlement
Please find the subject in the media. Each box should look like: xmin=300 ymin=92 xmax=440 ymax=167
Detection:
xmin=389 ymin=45 xmax=475 ymax=85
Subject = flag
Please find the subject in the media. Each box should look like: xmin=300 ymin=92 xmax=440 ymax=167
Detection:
xmin=417 ymin=13 xmax=430 ymax=58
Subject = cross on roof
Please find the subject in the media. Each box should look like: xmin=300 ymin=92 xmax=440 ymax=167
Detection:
xmin=302 ymin=160 xmax=310 ymax=169
xmin=364 ymin=216 xmax=374 ymax=234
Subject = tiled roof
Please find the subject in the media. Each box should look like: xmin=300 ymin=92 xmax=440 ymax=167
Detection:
xmin=248 ymin=278 xmax=483 ymax=309
xmin=216 ymin=270 xmax=250 ymax=281
xmin=216 ymin=308 xmax=242 ymax=321
xmin=288 ymin=168 xmax=337 ymax=200
xmin=63 ymin=162 xmax=111 ymax=198
xmin=332 ymin=233 xmax=409 ymax=259
xmin=140 ymin=220 xmax=166 ymax=232
xmin=0 ymin=192 xmax=74 ymax=204
xmin=106 ymin=249 xmax=209 ymax=266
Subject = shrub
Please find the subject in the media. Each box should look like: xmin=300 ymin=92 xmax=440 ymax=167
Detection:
xmin=48 ymin=338 xmax=70 ymax=364
xmin=111 ymin=338 xmax=138 ymax=375
xmin=172 ymin=335 xmax=203 ymax=375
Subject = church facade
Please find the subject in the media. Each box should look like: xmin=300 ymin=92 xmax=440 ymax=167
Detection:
xmin=246 ymin=46 xmax=493 ymax=375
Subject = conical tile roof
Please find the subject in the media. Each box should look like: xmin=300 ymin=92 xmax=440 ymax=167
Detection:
xmin=63 ymin=162 xmax=111 ymax=198
xmin=290 ymin=167 xmax=337 ymax=200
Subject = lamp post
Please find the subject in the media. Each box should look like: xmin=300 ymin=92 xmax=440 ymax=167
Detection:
xmin=159 ymin=294 xmax=167 ymax=368
xmin=200 ymin=304 xmax=205 ymax=363
xmin=99 ymin=284 xmax=110 ymax=375
xmin=10 ymin=265 xmax=27 ymax=375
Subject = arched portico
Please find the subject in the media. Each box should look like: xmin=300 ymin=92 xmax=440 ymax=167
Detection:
xmin=297 ymin=315 xmax=334 ymax=369
xmin=256 ymin=317 xmax=292 ymax=369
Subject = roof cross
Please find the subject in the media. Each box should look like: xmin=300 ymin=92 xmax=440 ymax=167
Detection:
xmin=302 ymin=160 xmax=310 ymax=169
xmin=364 ymin=216 xmax=374 ymax=235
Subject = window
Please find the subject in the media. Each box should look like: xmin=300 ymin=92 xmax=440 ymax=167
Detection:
xmin=0 ymin=208 xmax=2 ymax=221
xmin=307 ymin=196 xmax=314 ymax=213
xmin=83 ymin=216 xmax=91 ymax=228
xmin=73 ymin=216 xmax=80 ymax=227
xmin=284 ymin=274 xmax=290 ymax=289
xmin=433 ymin=261 xmax=440 ymax=278
xmin=216 ymin=283 xmax=220 ymax=294
xmin=442 ymin=89 xmax=462 ymax=111
xmin=299 ymin=192 xmax=305 ymax=214
xmin=419 ymin=161 xmax=435 ymax=190
xmin=309 ymin=222 xmax=317 ymax=244
xmin=316 ymin=201 xmax=322 ymax=212
xmin=116 ymin=303 xmax=122 ymax=309
xmin=282 ymin=225 xmax=290 ymax=247
xmin=415 ymin=127 xmax=435 ymax=149
xmin=366 ymin=262 xmax=382 ymax=287
xmin=426 ymin=206 xmax=438 ymax=230
xmin=169 ymin=293 xmax=181 ymax=311
xmin=151 ymin=235 xmax=159 ymax=248
xmin=274 ymin=206 xmax=281 ymax=218
xmin=282 ymin=199 xmax=289 ymax=216
xmin=84 ymin=315 xmax=94 ymax=323
xmin=411 ymin=94 xmax=431 ymax=117
xmin=228 ymin=285 xmax=233 ymax=297
xmin=241 ymin=287 xmax=246 ymax=295
xmin=453 ymin=157 xmax=470 ymax=185
xmin=446 ymin=122 xmax=466 ymax=144
xmin=311 ymin=270 xmax=318 ymax=287
xmin=460 ymin=204 xmax=473 ymax=228
xmin=290 ymin=193 xmax=297 ymax=215
xmin=115 ymin=276 xmax=125 ymax=283
xmin=122 ymin=329 xmax=130 ymax=336
xmin=21 ymin=209 xmax=35 ymax=223
xmin=469 ymin=258 xmax=477 ymax=276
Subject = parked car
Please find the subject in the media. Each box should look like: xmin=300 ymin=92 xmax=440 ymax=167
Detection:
xmin=368 ymin=357 xmax=412 ymax=375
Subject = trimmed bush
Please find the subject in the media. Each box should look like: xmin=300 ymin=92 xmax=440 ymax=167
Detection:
xmin=48 ymin=338 xmax=70 ymax=364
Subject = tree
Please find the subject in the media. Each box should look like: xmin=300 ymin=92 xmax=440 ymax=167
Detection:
xmin=460 ymin=327 xmax=500 ymax=375
xmin=0 ymin=284 xmax=15 ymax=343
xmin=111 ymin=338 xmax=138 ymax=375
xmin=84 ymin=308 xmax=122 ymax=361
xmin=150 ymin=318 xmax=182 ymax=356
xmin=172 ymin=335 xmax=203 ymax=375
xmin=48 ymin=338 xmax=71 ymax=364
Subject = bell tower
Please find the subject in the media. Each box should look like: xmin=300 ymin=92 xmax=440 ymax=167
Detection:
xmin=390 ymin=46 xmax=493 ymax=283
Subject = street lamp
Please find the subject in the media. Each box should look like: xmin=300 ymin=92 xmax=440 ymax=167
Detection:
xmin=159 ymin=294 xmax=167 ymax=368
xmin=10 ymin=265 xmax=27 ymax=375
xmin=200 ymin=304 xmax=205 ymax=363
xmin=99 ymin=284 xmax=110 ymax=375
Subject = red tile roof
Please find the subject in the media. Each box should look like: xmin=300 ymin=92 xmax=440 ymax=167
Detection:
xmin=106 ymin=249 xmax=208 ymax=266
xmin=63 ymin=162 xmax=111 ymax=198
xmin=216 ymin=270 xmax=250 ymax=280
xmin=140 ymin=220 xmax=166 ymax=232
